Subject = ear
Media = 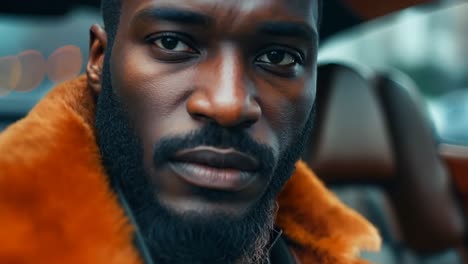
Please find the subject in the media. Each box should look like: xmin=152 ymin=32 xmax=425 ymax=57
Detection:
xmin=86 ymin=24 xmax=108 ymax=94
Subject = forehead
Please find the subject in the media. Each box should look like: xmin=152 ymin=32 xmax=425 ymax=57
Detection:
xmin=120 ymin=0 xmax=318 ymax=33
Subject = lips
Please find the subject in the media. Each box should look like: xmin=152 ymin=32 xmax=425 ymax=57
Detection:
xmin=168 ymin=147 xmax=260 ymax=191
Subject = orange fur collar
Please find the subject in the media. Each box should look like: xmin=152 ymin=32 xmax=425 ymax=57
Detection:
xmin=0 ymin=76 xmax=380 ymax=264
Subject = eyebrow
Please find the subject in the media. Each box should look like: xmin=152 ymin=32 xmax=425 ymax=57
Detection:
xmin=133 ymin=7 xmax=212 ymax=26
xmin=132 ymin=7 xmax=318 ymax=43
xmin=257 ymin=21 xmax=318 ymax=43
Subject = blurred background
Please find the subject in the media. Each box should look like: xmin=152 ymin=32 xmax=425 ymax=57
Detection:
xmin=0 ymin=5 xmax=99 ymax=130
xmin=1 ymin=1 xmax=468 ymax=263
xmin=319 ymin=0 xmax=468 ymax=146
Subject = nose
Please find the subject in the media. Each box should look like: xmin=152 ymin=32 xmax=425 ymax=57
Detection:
xmin=187 ymin=46 xmax=261 ymax=128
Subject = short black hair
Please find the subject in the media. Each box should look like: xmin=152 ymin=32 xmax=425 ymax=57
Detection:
xmin=101 ymin=0 xmax=322 ymax=46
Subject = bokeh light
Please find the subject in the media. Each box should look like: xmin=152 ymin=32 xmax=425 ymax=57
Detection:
xmin=0 ymin=56 xmax=21 ymax=96
xmin=0 ymin=46 xmax=85 ymax=97
xmin=15 ymin=50 xmax=47 ymax=92
xmin=47 ymin=45 xmax=83 ymax=84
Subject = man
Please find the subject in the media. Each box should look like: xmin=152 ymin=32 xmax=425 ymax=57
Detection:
xmin=0 ymin=0 xmax=380 ymax=263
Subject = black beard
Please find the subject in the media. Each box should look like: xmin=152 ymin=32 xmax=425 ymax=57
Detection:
xmin=95 ymin=53 xmax=315 ymax=264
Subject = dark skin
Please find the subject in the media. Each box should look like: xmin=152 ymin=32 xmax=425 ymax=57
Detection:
xmin=87 ymin=0 xmax=317 ymax=262
xmin=88 ymin=0 xmax=317 ymax=219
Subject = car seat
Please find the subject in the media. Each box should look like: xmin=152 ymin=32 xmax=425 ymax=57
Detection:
xmin=303 ymin=62 xmax=466 ymax=263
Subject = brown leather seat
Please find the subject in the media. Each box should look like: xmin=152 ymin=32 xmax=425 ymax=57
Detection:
xmin=303 ymin=62 xmax=466 ymax=262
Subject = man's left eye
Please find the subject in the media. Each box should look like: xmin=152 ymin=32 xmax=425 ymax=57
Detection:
xmin=154 ymin=36 xmax=194 ymax=53
xmin=256 ymin=50 xmax=299 ymax=66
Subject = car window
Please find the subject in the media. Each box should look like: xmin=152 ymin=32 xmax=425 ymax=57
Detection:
xmin=319 ymin=2 xmax=468 ymax=146
xmin=0 ymin=7 xmax=101 ymax=115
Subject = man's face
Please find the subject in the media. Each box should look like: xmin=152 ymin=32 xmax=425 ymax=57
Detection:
xmin=90 ymin=0 xmax=318 ymax=262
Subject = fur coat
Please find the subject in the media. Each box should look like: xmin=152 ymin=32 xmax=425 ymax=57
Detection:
xmin=0 ymin=76 xmax=380 ymax=263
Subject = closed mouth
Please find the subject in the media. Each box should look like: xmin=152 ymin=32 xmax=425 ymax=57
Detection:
xmin=168 ymin=146 xmax=260 ymax=191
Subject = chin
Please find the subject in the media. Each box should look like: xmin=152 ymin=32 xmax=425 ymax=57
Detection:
xmin=155 ymin=188 xmax=267 ymax=219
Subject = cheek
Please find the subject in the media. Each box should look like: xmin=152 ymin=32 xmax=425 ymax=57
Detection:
xmin=256 ymin=77 xmax=316 ymax=153
xmin=109 ymin=48 xmax=200 ymax=150
xmin=276 ymin=98 xmax=314 ymax=152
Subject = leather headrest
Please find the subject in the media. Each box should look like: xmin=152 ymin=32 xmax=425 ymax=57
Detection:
xmin=374 ymin=69 xmax=465 ymax=252
xmin=305 ymin=63 xmax=395 ymax=183
xmin=305 ymin=62 xmax=465 ymax=252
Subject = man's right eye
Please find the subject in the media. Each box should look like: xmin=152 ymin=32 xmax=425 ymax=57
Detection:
xmin=153 ymin=36 xmax=195 ymax=53
xmin=146 ymin=33 xmax=199 ymax=62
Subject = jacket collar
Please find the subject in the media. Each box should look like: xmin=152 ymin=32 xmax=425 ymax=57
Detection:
xmin=0 ymin=76 xmax=380 ymax=264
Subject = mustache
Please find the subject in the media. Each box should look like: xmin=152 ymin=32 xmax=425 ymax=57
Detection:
xmin=153 ymin=123 xmax=276 ymax=174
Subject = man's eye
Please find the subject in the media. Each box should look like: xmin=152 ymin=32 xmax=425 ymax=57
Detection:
xmin=256 ymin=50 xmax=299 ymax=66
xmin=153 ymin=36 xmax=194 ymax=53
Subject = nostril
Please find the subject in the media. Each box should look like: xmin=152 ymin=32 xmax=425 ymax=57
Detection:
xmin=190 ymin=113 xmax=212 ymax=122
xmin=238 ymin=119 xmax=257 ymax=129
xmin=186 ymin=90 xmax=261 ymax=127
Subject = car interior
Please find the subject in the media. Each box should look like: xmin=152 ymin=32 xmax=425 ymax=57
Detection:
xmin=303 ymin=62 xmax=467 ymax=263
xmin=1 ymin=1 xmax=468 ymax=263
